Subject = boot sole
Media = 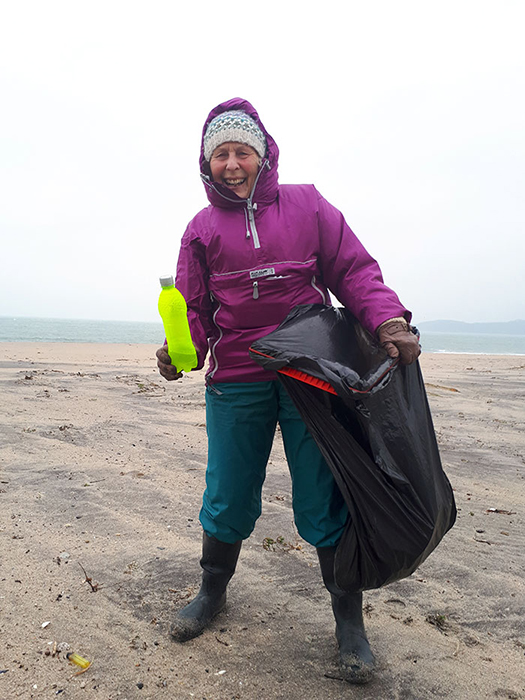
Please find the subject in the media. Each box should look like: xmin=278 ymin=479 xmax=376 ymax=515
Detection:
xmin=170 ymin=600 xmax=226 ymax=643
xmin=340 ymin=653 xmax=375 ymax=685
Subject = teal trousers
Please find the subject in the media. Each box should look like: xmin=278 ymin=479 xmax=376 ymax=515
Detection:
xmin=200 ymin=381 xmax=348 ymax=547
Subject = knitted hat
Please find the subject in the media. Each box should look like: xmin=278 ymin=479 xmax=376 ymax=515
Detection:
xmin=203 ymin=110 xmax=266 ymax=161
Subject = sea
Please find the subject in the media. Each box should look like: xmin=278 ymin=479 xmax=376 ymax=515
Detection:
xmin=0 ymin=316 xmax=164 ymax=345
xmin=1 ymin=316 xmax=525 ymax=355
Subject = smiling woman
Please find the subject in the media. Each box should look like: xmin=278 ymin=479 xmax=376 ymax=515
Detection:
xmin=209 ymin=142 xmax=261 ymax=200
xmin=155 ymin=96 xmax=420 ymax=685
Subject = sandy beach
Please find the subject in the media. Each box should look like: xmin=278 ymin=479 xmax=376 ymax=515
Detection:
xmin=0 ymin=343 xmax=523 ymax=700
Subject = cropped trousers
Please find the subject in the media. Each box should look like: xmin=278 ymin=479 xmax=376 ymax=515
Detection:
xmin=200 ymin=381 xmax=348 ymax=547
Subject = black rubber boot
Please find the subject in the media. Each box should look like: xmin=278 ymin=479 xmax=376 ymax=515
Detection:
xmin=317 ymin=546 xmax=375 ymax=684
xmin=170 ymin=533 xmax=242 ymax=643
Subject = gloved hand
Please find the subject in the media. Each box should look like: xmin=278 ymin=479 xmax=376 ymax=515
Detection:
xmin=156 ymin=345 xmax=183 ymax=381
xmin=377 ymin=318 xmax=421 ymax=365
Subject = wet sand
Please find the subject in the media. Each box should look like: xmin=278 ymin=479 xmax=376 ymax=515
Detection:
xmin=0 ymin=343 xmax=524 ymax=699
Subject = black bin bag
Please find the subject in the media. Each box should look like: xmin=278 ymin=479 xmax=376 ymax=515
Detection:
xmin=249 ymin=304 xmax=456 ymax=592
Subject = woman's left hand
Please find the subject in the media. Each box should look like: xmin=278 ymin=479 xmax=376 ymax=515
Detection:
xmin=378 ymin=320 xmax=421 ymax=365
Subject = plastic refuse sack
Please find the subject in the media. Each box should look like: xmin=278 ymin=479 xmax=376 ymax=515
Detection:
xmin=249 ymin=304 xmax=456 ymax=592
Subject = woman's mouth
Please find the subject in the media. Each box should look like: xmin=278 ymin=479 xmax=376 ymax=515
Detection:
xmin=223 ymin=178 xmax=246 ymax=187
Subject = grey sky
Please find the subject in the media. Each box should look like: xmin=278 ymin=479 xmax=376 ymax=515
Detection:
xmin=1 ymin=1 xmax=524 ymax=324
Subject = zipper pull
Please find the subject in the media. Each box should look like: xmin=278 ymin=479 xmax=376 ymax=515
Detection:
xmin=246 ymin=229 xmax=251 ymax=239
xmin=252 ymin=281 xmax=259 ymax=300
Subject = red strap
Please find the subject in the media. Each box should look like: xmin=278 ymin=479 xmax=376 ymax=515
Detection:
xmin=277 ymin=367 xmax=338 ymax=395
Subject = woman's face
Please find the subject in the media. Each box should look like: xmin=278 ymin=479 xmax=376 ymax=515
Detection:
xmin=209 ymin=142 xmax=260 ymax=199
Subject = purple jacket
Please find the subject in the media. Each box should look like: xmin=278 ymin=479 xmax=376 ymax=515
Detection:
xmin=175 ymin=97 xmax=410 ymax=384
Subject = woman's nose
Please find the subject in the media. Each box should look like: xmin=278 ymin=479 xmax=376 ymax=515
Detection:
xmin=225 ymin=154 xmax=240 ymax=171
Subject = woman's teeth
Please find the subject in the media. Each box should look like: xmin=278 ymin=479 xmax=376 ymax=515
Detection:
xmin=224 ymin=178 xmax=246 ymax=186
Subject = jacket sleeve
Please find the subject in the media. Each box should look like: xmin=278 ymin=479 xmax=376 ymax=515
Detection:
xmin=315 ymin=188 xmax=411 ymax=334
xmin=175 ymin=216 xmax=212 ymax=371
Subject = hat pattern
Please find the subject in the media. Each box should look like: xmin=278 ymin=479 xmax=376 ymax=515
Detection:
xmin=203 ymin=110 xmax=267 ymax=161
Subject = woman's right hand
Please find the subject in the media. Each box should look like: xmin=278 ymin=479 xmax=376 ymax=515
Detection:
xmin=156 ymin=345 xmax=183 ymax=381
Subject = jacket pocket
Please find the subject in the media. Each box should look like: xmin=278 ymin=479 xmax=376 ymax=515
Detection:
xmin=209 ymin=260 xmax=327 ymax=330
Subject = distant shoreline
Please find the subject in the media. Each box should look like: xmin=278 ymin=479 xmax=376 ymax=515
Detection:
xmin=1 ymin=341 xmax=524 ymax=362
xmin=2 ymin=316 xmax=525 ymax=354
xmin=416 ymin=320 xmax=525 ymax=334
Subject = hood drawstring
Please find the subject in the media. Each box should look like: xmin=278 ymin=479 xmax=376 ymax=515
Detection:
xmin=200 ymin=173 xmax=240 ymax=204
xmin=200 ymin=158 xmax=270 ymax=207
xmin=247 ymin=158 xmax=269 ymax=200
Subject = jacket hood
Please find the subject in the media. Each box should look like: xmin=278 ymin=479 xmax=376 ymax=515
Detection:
xmin=200 ymin=97 xmax=279 ymax=209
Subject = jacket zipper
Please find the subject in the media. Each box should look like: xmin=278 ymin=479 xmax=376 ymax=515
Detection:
xmin=244 ymin=161 xmax=269 ymax=249
xmin=246 ymin=199 xmax=260 ymax=249
xmin=211 ymin=269 xmax=323 ymax=305
xmin=210 ymin=259 xmax=316 ymax=280
xmin=208 ymin=291 xmax=223 ymax=380
xmin=311 ymin=275 xmax=327 ymax=303
xmin=201 ymin=162 xmax=269 ymax=251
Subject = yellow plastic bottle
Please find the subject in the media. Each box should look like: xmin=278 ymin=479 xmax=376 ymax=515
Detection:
xmin=67 ymin=652 xmax=91 ymax=669
xmin=158 ymin=276 xmax=198 ymax=372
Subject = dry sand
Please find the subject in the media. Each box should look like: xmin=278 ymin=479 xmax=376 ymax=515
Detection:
xmin=0 ymin=343 xmax=523 ymax=700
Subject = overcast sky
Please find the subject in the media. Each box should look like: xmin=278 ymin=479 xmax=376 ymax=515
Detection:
xmin=1 ymin=1 xmax=524 ymax=324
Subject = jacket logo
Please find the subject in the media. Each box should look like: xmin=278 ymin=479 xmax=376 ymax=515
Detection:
xmin=249 ymin=268 xmax=276 ymax=279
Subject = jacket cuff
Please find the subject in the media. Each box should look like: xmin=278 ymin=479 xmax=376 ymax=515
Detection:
xmin=376 ymin=316 xmax=410 ymax=334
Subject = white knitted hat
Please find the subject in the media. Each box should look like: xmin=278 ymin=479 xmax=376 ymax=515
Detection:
xmin=203 ymin=110 xmax=266 ymax=161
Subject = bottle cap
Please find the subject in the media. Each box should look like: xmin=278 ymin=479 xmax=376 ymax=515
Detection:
xmin=159 ymin=275 xmax=174 ymax=288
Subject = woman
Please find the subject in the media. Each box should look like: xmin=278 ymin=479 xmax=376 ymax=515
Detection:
xmin=156 ymin=97 xmax=420 ymax=684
